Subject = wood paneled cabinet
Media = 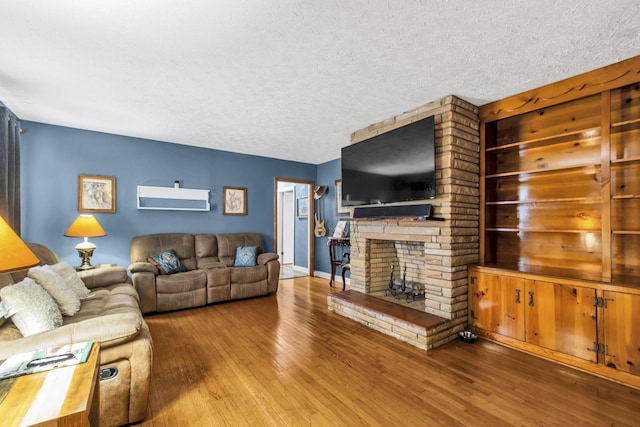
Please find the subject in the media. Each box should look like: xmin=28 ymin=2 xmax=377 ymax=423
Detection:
xmin=469 ymin=269 xmax=596 ymax=362
xmin=601 ymin=291 xmax=640 ymax=376
xmin=525 ymin=279 xmax=597 ymax=362
xmin=469 ymin=268 xmax=640 ymax=386
xmin=469 ymin=272 xmax=524 ymax=341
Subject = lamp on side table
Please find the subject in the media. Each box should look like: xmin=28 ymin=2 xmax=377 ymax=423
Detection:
xmin=64 ymin=215 xmax=106 ymax=271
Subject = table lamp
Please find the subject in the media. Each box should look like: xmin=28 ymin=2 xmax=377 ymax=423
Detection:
xmin=0 ymin=215 xmax=40 ymax=273
xmin=64 ymin=215 xmax=106 ymax=270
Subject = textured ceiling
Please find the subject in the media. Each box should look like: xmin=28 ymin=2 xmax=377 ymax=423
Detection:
xmin=1 ymin=1 xmax=639 ymax=164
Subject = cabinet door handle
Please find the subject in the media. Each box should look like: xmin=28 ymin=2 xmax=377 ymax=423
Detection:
xmin=515 ymin=289 xmax=521 ymax=304
xmin=528 ymin=291 xmax=534 ymax=307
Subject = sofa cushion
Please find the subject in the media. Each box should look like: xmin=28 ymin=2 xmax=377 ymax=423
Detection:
xmin=217 ymin=233 xmax=264 ymax=267
xmin=197 ymin=258 xmax=226 ymax=269
xmin=50 ymin=261 xmax=91 ymax=297
xmin=28 ymin=265 xmax=81 ymax=316
xmin=234 ymin=246 xmax=257 ymax=267
xmin=156 ymin=270 xmax=207 ymax=294
xmin=230 ymin=265 xmax=267 ymax=284
xmin=195 ymin=234 xmax=218 ymax=258
xmin=130 ymin=233 xmax=197 ymax=270
xmin=148 ymin=249 xmax=186 ymax=275
xmin=0 ymin=278 xmax=63 ymax=337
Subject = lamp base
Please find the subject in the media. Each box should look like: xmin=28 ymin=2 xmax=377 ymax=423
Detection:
xmin=75 ymin=246 xmax=96 ymax=271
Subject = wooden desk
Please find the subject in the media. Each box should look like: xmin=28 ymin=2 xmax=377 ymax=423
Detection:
xmin=328 ymin=237 xmax=350 ymax=289
xmin=0 ymin=342 xmax=100 ymax=427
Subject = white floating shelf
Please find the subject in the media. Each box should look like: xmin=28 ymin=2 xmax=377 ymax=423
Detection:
xmin=137 ymin=185 xmax=210 ymax=211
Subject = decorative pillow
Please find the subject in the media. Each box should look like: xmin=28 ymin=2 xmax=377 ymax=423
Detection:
xmin=147 ymin=249 xmax=186 ymax=275
xmin=0 ymin=277 xmax=63 ymax=336
xmin=0 ymin=300 xmax=16 ymax=327
xmin=234 ymin=246 xmax=257 ymax=267
xmin=50 ymin=261 xmax=91 ymax=298
xmin=28 ymin=265 xmax=81 ymax=316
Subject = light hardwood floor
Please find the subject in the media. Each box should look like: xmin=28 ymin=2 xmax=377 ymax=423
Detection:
xmin=133 ymin=277 xmax=640 ymax=426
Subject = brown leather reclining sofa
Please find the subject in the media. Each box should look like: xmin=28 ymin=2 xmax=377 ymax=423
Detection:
xmin=0 ymin=243 xmax=153 ymax=427
xmin=128 ymin=233 xmax=280 ymax=314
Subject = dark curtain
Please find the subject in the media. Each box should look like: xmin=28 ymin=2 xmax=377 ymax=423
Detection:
xmin=0 ymin=106 xmax=21 ymax=234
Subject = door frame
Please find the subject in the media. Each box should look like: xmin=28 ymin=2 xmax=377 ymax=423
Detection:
xmin=277 ymin=186 xmax=295 ymax=265
xmin=274 ymin=177 xmax=314 ymax=276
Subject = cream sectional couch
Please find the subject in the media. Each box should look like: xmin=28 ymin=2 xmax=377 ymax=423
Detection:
xmin=0 ymin=243 xmax=152 ymax=427
xmin=129 ymin=232 xmax=280 ymax=314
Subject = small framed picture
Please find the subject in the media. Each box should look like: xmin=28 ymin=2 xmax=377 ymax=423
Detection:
xmin=223 ymin=186 xmax=247 ymax=215
xmin=297 ymin=196 xmax=309 ymax=218
xmin=335 ymin=179 xmax=349 ymax=215
xmin=78 ymin=175 xmax=116 ymax=213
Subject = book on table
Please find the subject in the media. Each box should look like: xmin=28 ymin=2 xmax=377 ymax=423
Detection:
xmin=0 ymin=341 xmax=93 ymax=380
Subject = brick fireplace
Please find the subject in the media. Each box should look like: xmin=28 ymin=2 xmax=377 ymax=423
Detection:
xmin=327 ymin=95 xmax=480 ymax=350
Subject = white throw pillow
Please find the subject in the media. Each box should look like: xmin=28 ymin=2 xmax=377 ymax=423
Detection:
xmin=0 ymin=277 xmax=63 ymax=336
xmin=28 ymin=265 xmax=81 ymax=316
xmin=0 ymin=300 xmax=16 ymax=327
xmin=50 ymin=261 xmax=91 ymax=298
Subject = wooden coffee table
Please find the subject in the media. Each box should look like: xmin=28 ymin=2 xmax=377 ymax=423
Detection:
xmin=0 ymin=342 xmax=100 ymax=426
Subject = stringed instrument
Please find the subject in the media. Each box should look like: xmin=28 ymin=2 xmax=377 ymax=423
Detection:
xmin=314 ymin=212 xmax=326 ymax=237
xmin=313 ymin=185 xmax=328 ymax=237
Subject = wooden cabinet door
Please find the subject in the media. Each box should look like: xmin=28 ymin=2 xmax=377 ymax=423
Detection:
xmin=470 ymin=272 xmax=524 ymax=340
xmin=602 ymin=291 xmax=640 ymax=376
xmin=525 ymin=280 xmax=597 ymax=362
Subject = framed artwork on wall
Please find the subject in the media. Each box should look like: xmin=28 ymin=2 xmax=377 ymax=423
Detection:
xmin=223 ymin=186 xmax=247 ymax=215
xmin=297 ymin=196 xmax=309 ymax=218
xmin=335 ymin=179 xmax=349 ymax=215
xmin=78 ymin=175 xmax=116 ymax=213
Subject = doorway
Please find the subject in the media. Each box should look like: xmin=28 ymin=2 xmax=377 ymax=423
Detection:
xmin=275 ymin=177 xmax=314 ymax=278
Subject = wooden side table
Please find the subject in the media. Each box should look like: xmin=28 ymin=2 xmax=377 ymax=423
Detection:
xmin=328 ymin=237 xmax=350 ymax=289
xmin=0 ymin=342 xmax=100 ymax=426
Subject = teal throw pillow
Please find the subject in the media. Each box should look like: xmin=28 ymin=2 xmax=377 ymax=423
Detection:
xmin=147 ymin=249 xmax=186 ymax=275
xmin=234 ymin=246 xmax=257 ymax=267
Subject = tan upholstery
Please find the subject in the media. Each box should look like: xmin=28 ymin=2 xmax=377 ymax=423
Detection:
xmin=129 ymin=232 xmax=280 ymax=313
xmin=0 ymin=243 xmax=153 ymax=427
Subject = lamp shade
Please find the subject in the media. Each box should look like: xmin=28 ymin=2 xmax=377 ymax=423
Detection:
xmin=0 ymin=216 xmax=40 ymax=273
xmin=64 ymin=215 xmax=107 ymax=238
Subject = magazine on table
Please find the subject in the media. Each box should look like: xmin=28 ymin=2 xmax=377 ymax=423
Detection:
xmin=0 ymin=341 xmax=93 ymax=380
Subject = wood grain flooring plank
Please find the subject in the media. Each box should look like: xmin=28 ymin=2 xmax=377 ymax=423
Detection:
xmin=132 ymin=277 xmax=640 ymax=426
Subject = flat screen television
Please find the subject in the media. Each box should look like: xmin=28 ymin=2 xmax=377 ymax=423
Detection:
xmin=341 ymin=115 xmax=436 ymax=206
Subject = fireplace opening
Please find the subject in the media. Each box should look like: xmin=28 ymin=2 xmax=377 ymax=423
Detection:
xmin=384 ymin=264 xmax=425 ymax=303
xmin=362 ymin=239 xmax=432 ymax=312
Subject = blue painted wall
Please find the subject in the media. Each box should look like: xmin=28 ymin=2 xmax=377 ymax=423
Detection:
xmin=19 ymin=121 xmax=319 ymax=269
xmin=315 ymin=158 xmax=350 ymax=279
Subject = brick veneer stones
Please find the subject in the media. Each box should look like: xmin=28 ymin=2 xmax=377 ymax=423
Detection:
xmin=327 ymin=95 xmax=479 ymax=350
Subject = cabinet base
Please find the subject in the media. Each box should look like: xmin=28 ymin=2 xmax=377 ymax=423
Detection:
xmin=471 ymin=329 xmax=640 ymax=391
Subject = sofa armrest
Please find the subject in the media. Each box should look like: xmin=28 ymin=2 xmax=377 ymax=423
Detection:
xmin=128 ymin=261 xmax=159 ymax=275
xmin=130 ymin=271 xmax=158 ymax=314
xmin=257 ymin=253 xmax=279 ymax=265
xmin=0 ymin=312 xmax=143 ymax=360
xmin=79 ymin=266 xmax=131 ymax=289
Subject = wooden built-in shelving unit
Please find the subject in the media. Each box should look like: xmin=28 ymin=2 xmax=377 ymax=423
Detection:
xmin=470 ymin=55 xmax=640 ymax=389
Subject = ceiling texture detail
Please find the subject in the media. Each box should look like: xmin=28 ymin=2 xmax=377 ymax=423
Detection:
xmin=1 ymin=1 xmax=638 ymax=164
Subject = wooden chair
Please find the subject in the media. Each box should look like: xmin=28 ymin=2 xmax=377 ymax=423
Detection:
xmin=339 ymin=252 xmax=350 ymax=291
